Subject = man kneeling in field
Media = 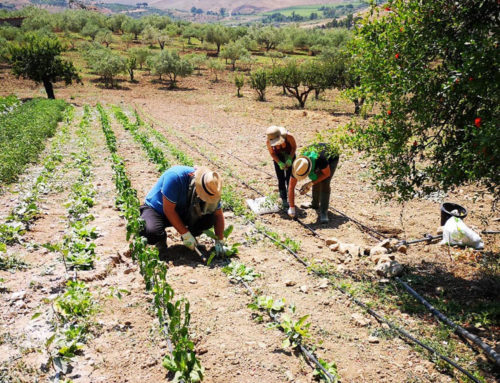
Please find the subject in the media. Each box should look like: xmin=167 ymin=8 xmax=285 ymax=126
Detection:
xmin=140 ymin=165 xmax=225 ymax=258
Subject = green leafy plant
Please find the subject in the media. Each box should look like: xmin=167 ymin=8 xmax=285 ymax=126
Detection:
xmin=249 ymin=69 xmax=268 ymax=101
xmin=313 ymin=359 xmax=340 ymax=383
xmin=349 ymin=0 xmax=499 ymax=200
xmin=204 ymin=225 xmax=241 ymax=266
xmin=222 ymin=261 xmax=260 ymax=282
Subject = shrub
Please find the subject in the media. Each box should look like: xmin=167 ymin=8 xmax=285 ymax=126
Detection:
xmin=250 ymin=69 xmax=268 ymax=101
xmin=86 ymin=47 xmax=126 ymax=87
xmin=234 ymin=74 xmax=244 ymax=97
xmin=207 ymin=58 xmax=225 ymax=82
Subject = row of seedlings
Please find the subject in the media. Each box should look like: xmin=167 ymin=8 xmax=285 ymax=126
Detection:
xmin=40 ymin=106 xmax=97 ymax=379
xmin=139 ymin=113 xmax=488 ymax=382
xmin=0 ymin=106 xmax=74 ymax=257
xmin=97 ymin=104 xmax=203 ymax=382
xmin=128 ymin=110 xmax=339 ymax=382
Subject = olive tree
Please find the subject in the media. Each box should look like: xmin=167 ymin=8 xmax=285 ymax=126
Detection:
xmin=8 ymin=34 xmax=80 ymax=99
xmin=205 ymin=24 xmax=229 ymax=55
xmin=250 ymin=69 xmax=268 ymax=101
xmin=152 ymin=50 xmax=193 ymax=88
xmin=220 ymin=41 xmax=249 ymax=71
xmin=86 ymin=47 xmax=125 ymax=88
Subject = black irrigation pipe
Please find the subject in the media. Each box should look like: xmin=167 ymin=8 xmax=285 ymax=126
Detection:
xmin=138 ymin=110 xmax=483 ymax=381
xmin=137 ymin=109 xmax=387 ymax=242
xmin=395 ymin=277 xmax=500 ymax=367
xmin=239 ymin=281 xmax=337 ymax=383
xmin=257 ymin=225 xmax=482 ymax=383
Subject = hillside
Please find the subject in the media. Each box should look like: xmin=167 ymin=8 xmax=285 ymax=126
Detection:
xmin=100 ymin=0 xmax=347 ymax=13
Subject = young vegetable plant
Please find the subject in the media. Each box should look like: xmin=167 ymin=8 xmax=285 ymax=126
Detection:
xmin=222 ymin=261 xmax=260 ymax=283
xmin=203 ymin=224 xmax=240 ymax=266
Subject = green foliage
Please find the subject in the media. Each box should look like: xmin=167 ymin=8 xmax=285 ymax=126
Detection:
xmin=234 ymin=74 xmax=244 ymax=97
xmin=0 ymin=95 xmax=20 ymax=115
xmin=313 ymin=359 xmax=340 ymax=383
xmin=249 ymin=69 xmax=268 ymax=101
xmin=0 ymin=98 xmax=67 ymax=184
xmin=8 ymin=34 xmax=80 ymax=99
xmin=350 ymin=0 xmax=499 ymax=200
xmin=85 ymin=46 xmax=126 ymax=88
xmin=97 ymin=105 xmax=202 ymax=382
xmin=204 ymin=224 xmax=241 ymax=266
xmin=222 ymin=261 xmax=260 ymax=282
xmin=152 ymin=50 xmax=193 ymax=88
xmin=206 ymin=58 xmax=225 ymax=82
xmin=205 ymin=24 xmax=229 ymax=55
xmin=55 ymin=280 xmax=95 ymax=320
xmin=0 ymin=254 xmax=29 ymax=271
xmin=123 ymin=18 xmax=144 ymax=40
xmin=220 ymin=41 xmax=249 ymax=71
xmin=274 ymin=314 xmax=311 ymax=349
xmin=129 ymin=46 xmax=150 ymax=69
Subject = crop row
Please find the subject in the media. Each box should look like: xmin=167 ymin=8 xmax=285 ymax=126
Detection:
xmin=34 ymin=108 xmax=97 ymax=379
xmin=148 ymin=114 xmax=490 ymax=382
xmin=128 ymin=110 xmax=338 ymax=382
xmin=0 ymin=106 xmax=74 ymax=252
xmin=97 ymin=104 xmax=203 ymax=382
xmin=0 ymin=97 xmax=68 ymax=184
xmin=61 ymin=105 xmax=98 ymax=270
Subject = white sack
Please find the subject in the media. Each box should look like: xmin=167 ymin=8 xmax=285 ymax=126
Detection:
xmin=440 ymin=217 xmax=484 ymax=249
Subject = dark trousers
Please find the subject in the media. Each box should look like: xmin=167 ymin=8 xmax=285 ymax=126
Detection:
xmin=273 ymin=158 xmax=294 ymax=200
xmin=139 ymin=205 xmax=216 ymax=245
xmin=312 ymin=157 xmax=339 ymax=195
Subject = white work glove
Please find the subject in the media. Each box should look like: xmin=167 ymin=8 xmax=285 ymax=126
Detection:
xmin=215 ymin=240 xmax=226 ymax=257
xmin=181 ymin=231 xmax=197 ymax=250
xmin=287 ymin=207 xmax=296 ymax=218
xmin=300 ymin=181 xmax=313 ymax=195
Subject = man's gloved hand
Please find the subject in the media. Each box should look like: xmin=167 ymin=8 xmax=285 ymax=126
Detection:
xmin=287 ymin=206 xmax=296 ymax=218
xmin=181 ymin=231 xmax=197 ymax=250
xmin=278 ymin=161 xmax=286 ymax=170
xmin=215 ymin=240 xmax=225 ymax=257
xmin=300 ymin=181 xmax=313 ymax=195
xmin=285 ymin=158 xmax=293 ymax=168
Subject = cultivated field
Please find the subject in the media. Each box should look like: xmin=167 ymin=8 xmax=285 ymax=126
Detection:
xmin=0 ymin=24 xmax=499 ymax=383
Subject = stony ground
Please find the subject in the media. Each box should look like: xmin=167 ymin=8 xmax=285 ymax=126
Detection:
xmin=0 ymin=67 xmax=498 ymax=383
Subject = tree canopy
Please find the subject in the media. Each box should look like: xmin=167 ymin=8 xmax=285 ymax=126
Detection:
xmin=349 ymin=0 xmax=499 ymax=201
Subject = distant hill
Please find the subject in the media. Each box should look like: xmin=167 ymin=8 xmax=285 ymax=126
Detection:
xmin=98 ymin=0 xmax=347 ymax=13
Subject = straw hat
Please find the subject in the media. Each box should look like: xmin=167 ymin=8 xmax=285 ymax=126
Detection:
xmin=292 ymin=156 xmax=312 ymax=181
xmin=194 ymin=167 xmax=222 ymax=203
xmin=266 ymin=126 xmax=286 ymax=146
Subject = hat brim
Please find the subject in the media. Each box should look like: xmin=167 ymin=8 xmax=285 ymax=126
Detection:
xmin=269 ymin=135 xmax=285 ymax=146
xmin=194 ymin=167 xmax=222 ymax=204
xmin=292 ymin=156 xmax=312 ymax=181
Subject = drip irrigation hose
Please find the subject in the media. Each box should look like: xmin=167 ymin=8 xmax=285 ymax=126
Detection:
xmin=395 ymin=277 xmax=500 ymax=367
xmin=137 ymin=108 xmax=388 ymax=242
xmin=482 ymin=230 xmax=500 ymax=235
xmin=239 ymin=282 xmax=337 ymax=382
xmin=137 ymin=109 xmax=482 ymax=380
xmin=254 ymin=223 xmax=481 ymax=383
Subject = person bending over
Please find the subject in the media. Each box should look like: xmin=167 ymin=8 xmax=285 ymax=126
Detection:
xmin=266 ymin=126 xmax=297 ymax=209
xmin=140 ymin=165 xmax=225 ymax=258
xmin=287 ymin=143 xmax=339 ymax=224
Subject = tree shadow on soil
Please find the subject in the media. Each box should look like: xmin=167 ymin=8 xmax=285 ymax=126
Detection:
xmin=389 ymin=259 xmax=499 ymax=342
xmin=158 ymin=85 xmax=196 ymax=92
xmin=89 ymin=78 xmax=131 ymax=91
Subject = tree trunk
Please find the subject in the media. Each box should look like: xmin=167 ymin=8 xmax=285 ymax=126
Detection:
xmin=128 ymin=69 xmax=134 ymax=82
xmin=232 ymin=61 xmax=236 ymax=71
xmin=314 ymin=88 xmax=320 ymax=100
xmin=353 ymin=97 xmax=365 ymax=115
xmin=216 ymin=43 xmax=221 ymax=55
xmin=43 ymin=78 xmax=55 ymax=99
xmin=159 ymin=41 xmax=165 ymax=50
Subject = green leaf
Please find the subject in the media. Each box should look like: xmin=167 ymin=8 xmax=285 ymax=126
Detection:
xmin=31 ymin=312 xmax=42 ymax=320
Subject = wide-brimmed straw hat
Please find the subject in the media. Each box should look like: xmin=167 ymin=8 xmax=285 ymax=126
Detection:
xmin=292 ymin=156 xmax=312 ymax=181
xmin=266 ymin=126 xmax=286 ymax=146
xmin=194 ymin=167 xmax=222 ymax=203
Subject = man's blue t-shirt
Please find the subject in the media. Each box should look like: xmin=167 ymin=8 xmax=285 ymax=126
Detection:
xmin=145 ymin=166 xmax=195 ymax=217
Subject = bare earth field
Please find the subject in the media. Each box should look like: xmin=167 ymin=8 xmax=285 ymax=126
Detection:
xmin=0 ymin=65 xmax=498 ymax=383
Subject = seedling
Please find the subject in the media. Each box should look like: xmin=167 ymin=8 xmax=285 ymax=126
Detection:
xmin=222 ymin=261 xmax=260 ymax=282
xmin=313 ymin=359 xmax=340 ymax=383
xmin=204 ymin=225 xmax=241 ymax=266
